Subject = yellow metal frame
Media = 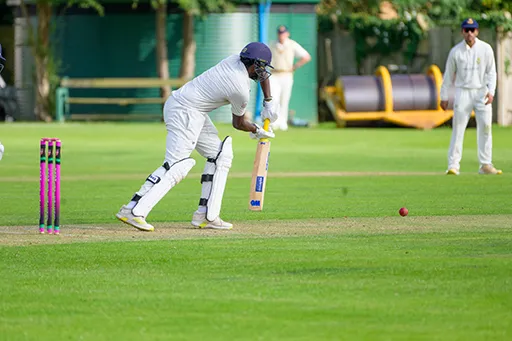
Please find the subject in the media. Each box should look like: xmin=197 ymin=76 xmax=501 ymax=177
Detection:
xmin=321 ymin=64 xmax=463 ymax=130
xmin=375 ymin=65 xmax=394 ymax=114
xmin=427 ymin=64 xmax=443 ymax=111
xmin=334 ymin=77 xmax=346 ymax=111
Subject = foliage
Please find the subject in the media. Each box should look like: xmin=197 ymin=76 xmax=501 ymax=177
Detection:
xmin=391 ymin=0 xmax=512 ymax=30
xmin=176 ymin=0 xmax=234 ymax=15
xmin=318 ymin=13 xmax=427 ymax=71
xmin=318 ymin=0 xmax=382 ymax=15
xmin=455 ymin=10 xmax=512 ymax=32
xmin=65 ymin=0 xmax=104 ymax=14
xmin=132 ymin=0 xmax=234 ymax=15
xmin=319 ymin=0 xmax=512 ymax=32
xmin=318 ymin=0 xmax=512 ymax=72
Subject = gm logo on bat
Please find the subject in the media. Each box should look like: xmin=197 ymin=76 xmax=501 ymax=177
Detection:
xmin=255 ymin=176 xmax=264 ymax=192
xmin=250 ymin=200 xmax=261 ymax=207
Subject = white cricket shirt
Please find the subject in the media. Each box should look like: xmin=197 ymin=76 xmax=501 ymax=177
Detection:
xmin=440 ymin=38 xmax=497 ymax=101
xmin=269 ymin=39 xmax=309 ymax=72
xmin=171 ymin=54 xmax=251 ymax=116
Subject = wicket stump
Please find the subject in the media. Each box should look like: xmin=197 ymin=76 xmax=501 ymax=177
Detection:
xmin=39 ymin=138 xmax=61 ymax=234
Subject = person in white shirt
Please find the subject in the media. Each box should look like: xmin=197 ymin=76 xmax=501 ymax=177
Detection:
xmin=116 ymin=42 xmax=279 ymax=231
xmin=440 ymin=18 xmax=501 ymax=175
xmin=268 ymin=25 xmax=311 ymax=131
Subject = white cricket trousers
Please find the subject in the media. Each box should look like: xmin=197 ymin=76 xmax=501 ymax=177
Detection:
xmin=448 ymin=87 xmax=493 ymax=170
xmin=163 ymin=98 xmax=222 ymax=163
xmin=269 ymin=72 xmax=294 ymax=131
xmin=134 ymin=97 xmax=222 ymax=199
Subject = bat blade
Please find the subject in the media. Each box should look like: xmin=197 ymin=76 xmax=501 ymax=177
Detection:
xmin=248 ymin=119 xmax=271 ymax=211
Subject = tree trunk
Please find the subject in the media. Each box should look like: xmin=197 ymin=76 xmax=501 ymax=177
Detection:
xmin=180 ymin=11 xmax=196 ymax=80
xmin=156 ymin=2 xmax=171 ymax=100
xmin=35 ymin=1 xmax=52 ymax=122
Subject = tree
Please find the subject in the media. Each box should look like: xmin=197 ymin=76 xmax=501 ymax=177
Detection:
xmin=18 ymin=0 xmax=103 ymax=121
xmin=154 ymin=0 xmax=172 ymax=100
xmin=134 ymin=0 xmax=236 ymax=100
xmin=176 ymin=0 xmax=234 ymax=80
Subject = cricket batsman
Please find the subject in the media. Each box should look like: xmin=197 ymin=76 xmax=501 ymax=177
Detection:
xmin=441 ymin=18 xmax=501 ymax=175
xmin=116 ymin=42 xmax=279 ymax=231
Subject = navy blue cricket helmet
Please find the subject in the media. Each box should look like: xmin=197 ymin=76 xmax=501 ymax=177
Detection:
xmin=240 ymin=42 xmax=273 ymax=82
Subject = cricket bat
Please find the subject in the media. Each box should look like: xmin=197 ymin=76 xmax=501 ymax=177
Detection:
xmin=248 ymin=118 xmax=271 ymax=211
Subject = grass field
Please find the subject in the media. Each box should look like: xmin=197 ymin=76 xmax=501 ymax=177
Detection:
xmin=0 ymin=122 xmax=511 ymax=340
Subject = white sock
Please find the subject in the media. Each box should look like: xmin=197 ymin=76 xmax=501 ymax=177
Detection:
xmin=126 ymin=201 xmax=137 ymax=209
xmin=198 ymin=206 xmax=207 ymax=213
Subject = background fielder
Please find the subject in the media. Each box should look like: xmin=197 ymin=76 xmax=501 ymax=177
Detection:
xmin=440 ymin=18 xmax=501 ymax=175
xmin=116 ymin=42 xmax=279 ymax=232
xmin=268 ymin=25 xmax=311 ymax=131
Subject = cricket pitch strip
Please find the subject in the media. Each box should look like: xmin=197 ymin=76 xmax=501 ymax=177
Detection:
xmin=1 ymin=215 xmax=510 ymax=246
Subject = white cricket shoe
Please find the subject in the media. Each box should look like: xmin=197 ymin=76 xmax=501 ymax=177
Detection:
xmin=116 ymin=205 xmax=154 ymax=232
xmin=478 ymin=164 xmax=503 ymax=175
xmin=446 ymin=168 xmax=460 ymax=175
xmin=191 ymin=211 xmax=233 ymax=230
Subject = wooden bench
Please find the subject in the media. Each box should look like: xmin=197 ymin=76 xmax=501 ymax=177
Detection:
xmin=55 ymin=77 xmax=188 ymax=122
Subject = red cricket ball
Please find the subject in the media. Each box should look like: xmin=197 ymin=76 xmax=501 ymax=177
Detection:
xmin=399 ymin=207 xmax=409 ymax=217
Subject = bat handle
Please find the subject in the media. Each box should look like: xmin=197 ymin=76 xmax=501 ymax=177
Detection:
xmin=263 ymin=118 xmax=270 ymax=132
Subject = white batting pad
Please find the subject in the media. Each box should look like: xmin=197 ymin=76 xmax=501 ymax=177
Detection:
xmin=206 ymin=137 xmax=233 ymax=221
xmin=136 ymin=165 xmax=168 ymax=197
xmin=133 ymin=158 xmax=196 ymax=217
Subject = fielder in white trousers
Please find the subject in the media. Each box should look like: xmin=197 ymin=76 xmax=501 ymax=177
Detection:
xmin=270 ymin=72 xmax=293 ymax=130
xmin=440 ymin=18 xmax=501 ymax=175
xmin=448 ymin=88 xmax=493 ymax=171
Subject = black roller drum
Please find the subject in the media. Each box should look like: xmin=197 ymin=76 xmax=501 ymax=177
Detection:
xmin=339 ymin=76 xmax=385 ymax=112
xmin=409 ymin=74 xmax=438 ymax=110
xmin=391 ymin=75 xmax=414 ymax=111
xmin=391 ymin=74 xmax=439 ymax=111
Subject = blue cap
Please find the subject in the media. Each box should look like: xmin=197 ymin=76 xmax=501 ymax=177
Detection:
xmin=461 ymin=18 xmax=479 ymax=29
xmin=277 ymin=25 xmax=288 ymax=34
xmin=240 ymin=42 xmax=273 ymax=68
xmin=0 ymin=44 xmax=5 ymax=61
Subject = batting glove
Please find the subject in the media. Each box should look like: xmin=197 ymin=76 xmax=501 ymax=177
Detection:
xmin=261 ymin=98 xmax=279 ymax=123
xmin=250 ymin=123 xmax=275 ymax=140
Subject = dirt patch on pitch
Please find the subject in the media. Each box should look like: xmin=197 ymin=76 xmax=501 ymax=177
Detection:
xmin=0 ymin=171 xmax=442 ymax=183
xmin=1 ymin=215 xmax=510 ymax=247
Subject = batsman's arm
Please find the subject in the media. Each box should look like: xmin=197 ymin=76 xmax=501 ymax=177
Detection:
xmin=260 ymin=77 xmax=272 ymax=101
xmin=229 ymin=87 xmax=263 ymax=133
xmin=232 ymin=114 xmax=258 ymax=133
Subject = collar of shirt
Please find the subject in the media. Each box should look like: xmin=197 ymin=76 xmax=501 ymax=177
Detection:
xmin=464 ymin=37 xmax=479 ymax=50
xmin=275 ymin=39 xmax=291 ymax=51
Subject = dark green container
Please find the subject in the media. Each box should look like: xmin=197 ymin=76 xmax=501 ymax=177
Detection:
xmin=52 ymin=0 xmax=318 ymax=124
